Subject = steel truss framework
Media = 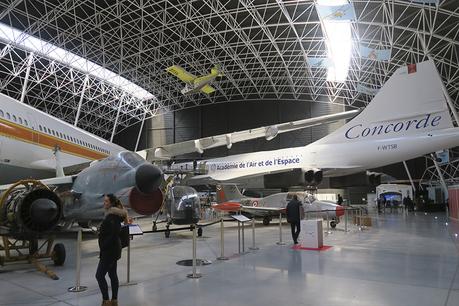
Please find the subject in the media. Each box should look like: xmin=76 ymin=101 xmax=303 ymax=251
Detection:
xmin=0 ymin=0 xmax=458 ymax=142
xmin=420 ymin=149 xmax=459 ymax=188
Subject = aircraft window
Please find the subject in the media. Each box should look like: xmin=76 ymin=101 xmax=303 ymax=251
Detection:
xmin=24 ymin=119 xmax=28 ymax=126
xmin=18 ymin=117 xmax=23 ymax=124
xmin=52 ymin=130 xmax=55 ymax=136
xmin=39 ymin=125 xmax=42 ymax=131
xmin=59 ymin=132 xmax=63 ymax=138
xmin=12 ymin=115 xmax=16 ymax=122
xmin=0 ymin=110 xmax=3 ymax=117
xmin=6 ymin=112 xmax=10 ymax=119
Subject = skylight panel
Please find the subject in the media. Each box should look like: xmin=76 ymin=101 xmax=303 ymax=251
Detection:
xmin=0 ymin=23 xmax=155 ymax=101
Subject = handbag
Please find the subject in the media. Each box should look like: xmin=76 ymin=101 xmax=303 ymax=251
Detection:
xmin=119 ymin=225 xmax=130 ymax=248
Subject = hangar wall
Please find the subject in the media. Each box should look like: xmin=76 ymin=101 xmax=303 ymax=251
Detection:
xmin=137 ymin=99 xmax=346 ymax=158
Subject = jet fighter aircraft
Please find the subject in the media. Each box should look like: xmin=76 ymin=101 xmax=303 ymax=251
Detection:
xmin=213 ymin=184 xmax=344 ymax=228
xmin=166 ymin=65 xmax=223 ymax=95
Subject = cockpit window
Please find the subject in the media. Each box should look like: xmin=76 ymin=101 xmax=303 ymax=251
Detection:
xmin=119 ymin=151 xmax=144 ymax=167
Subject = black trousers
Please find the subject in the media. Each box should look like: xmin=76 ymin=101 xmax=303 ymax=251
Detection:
xmin=290 ymin=221 xmax=301 ymax=243
xmin=95 ymin=257 xmax=119 ymax=301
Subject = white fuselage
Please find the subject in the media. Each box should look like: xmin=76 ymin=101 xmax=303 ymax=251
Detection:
xmin=186 ymin=126 xmax=459 ymax=181
xmin=0 ymin=93 xmax=125 ymax=184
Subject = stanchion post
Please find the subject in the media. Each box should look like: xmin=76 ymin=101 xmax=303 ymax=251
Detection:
xmin=249 ymin=218 xmax=259 ymax=250
xmin=276 ymin=212 xmax=286 ymax=245
xmin=217 ymin=216 xmax=228 ymax=260
xmin=344 ymin=208 xmax=348 ymax=232
xmin=121 ymin=235 xmax=137 ymax=286
xmin=187 ymin=225 xmax=202 ymax=279
xmin=68 ymin=230 xmax=87 ymax=292
xmin=241 ymin=221 xmax=246 ymax=253
xmin=237 ymin=221 xmax=241 ymax=254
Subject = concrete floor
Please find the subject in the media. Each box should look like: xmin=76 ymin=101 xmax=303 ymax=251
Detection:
xmin=0 ymin=211 xmax=458 ymax=306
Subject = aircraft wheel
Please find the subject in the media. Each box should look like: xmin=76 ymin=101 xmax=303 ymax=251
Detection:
xmin=52 ymin=243 xmax=66 ymax=266
xmin=330 ymin=221 xmax=337 ymax=229
xmin=197 ymin=227 xmax=203 ymax=237
xmin=165 ymin=230 xmax=170 ymax=238
xmin=263 ymin=217 xmax=271 ymax=226
xmin=152 ymin=223 xmax=157 ymax=231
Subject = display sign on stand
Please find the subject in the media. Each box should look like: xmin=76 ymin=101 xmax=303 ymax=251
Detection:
xmin=231 ymin=215 xmax=251 ymax=254
xmin=128 ymin=224 xmax=143 ymax=236
xmin=122 ymin=224 xmax=143 ymax=286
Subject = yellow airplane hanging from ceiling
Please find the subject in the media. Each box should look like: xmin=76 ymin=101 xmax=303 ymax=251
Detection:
xmin=166 ymin=65 xmax=223 ymax=95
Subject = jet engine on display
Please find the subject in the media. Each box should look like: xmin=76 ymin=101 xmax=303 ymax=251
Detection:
xmin=0 ymin=181 xmax=62 ymax=235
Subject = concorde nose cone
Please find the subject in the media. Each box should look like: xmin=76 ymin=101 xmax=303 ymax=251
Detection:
xmin=30 ymin=198 xmax=59 ymax=226
xmin=135 ymin=163 xmax=163 ymax=194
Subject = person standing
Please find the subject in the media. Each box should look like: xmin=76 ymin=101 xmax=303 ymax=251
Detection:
xmin=286 ymin=194 xmax=303 ymax=244
xmin=96 ymin=194 xmax=128 ymax=306
xmin=337 ymin=194 xmax=343 ymax=206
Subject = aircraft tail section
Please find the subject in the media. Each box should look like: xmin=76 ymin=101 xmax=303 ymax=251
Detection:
xmin=211 ymin=66 xmax=223 ymax=77
xmin=216 ymin=184 xmax=245 ymax=203
xmin=318 ymin=60 xmax=454 ymax=144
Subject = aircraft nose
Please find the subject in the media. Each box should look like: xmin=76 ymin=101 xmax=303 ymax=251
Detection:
xmin=135 ymin=163 xmax=163 ymax=194
xmin=30 ymin=198 xmax=59 ymax=226
xmin=336 ymin=205 xmax=345 ymax=217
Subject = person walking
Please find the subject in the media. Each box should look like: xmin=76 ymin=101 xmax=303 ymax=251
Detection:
xmin=286 ymin=194 xmax=303 ymax=244
xmin=96 ymin=194 xmax=128 ymax=306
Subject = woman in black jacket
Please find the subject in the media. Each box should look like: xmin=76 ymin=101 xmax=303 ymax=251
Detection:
xmin=96 ymin=194 xmax=128 ymax=306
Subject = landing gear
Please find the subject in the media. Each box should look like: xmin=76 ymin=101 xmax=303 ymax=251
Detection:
xmin=330 ymin=221 xmax=337 ymax=229
xmin=29 ymin=239 xmax=38 ymax=255
xmin=152 ymin=222 xmax=157 ymax=231
xmin=52 ymin=243 xmax=66 ymax=266
xmin=0 ymin=236 xmax=65 ymax=279
xmin=197 ymin=227 xmax=203 ymax=237
xmin=165 ymin=224 xmax=171 ymax=238
xmin=263 ymin=216 xmax=271 ymax=226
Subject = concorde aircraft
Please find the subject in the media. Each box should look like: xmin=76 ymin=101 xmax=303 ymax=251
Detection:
xmin=212 ymin=184 xmax=344 ymax=227
xmin=173 ymin=60 xmax=459 ymax=185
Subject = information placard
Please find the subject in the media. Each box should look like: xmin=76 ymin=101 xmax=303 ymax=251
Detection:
xmin=231 ymin=214 xmax=251 ymax=222
xmin=128 ymin=224 xmax=143 ymax=235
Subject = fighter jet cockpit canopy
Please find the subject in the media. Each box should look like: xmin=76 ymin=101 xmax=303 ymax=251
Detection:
xmin=169 ymin=186 xmax=200 ymax=225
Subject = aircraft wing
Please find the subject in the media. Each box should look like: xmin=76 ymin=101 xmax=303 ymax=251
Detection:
xmin=0 ymin=175 xmax=75 ymax=191
xmin=138 ymin=109 xmax=360 ymax=160
xmin=241 ymin=206 xmax=285 ymax=216
xmin=166 ymin=65 xmax=196 ymax=83
xmin=200 ymin=84 xmax=216 ymax=94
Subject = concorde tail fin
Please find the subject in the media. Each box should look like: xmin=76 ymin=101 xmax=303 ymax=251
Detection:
xmin=317 ymin=60 xmax=454 ymax=144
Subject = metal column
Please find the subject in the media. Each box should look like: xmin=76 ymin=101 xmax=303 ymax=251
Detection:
xmin=134 ymin=111 xmax=147 ymax=151
xmin=110 ymin=95 xmax=125 ymax=142
xmin=74 ymin=75 xmax=90 ymax=126
xmin=19 ymin=52 xmax=34 ymax=104
xmin=430 ymin=153 xmax=449 ymax=197
xmin=403 ymin=161 xmax=416 ymax=195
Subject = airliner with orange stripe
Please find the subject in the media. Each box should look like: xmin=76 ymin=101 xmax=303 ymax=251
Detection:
xmin=0 ymin=93 xmax=125 ymax=184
